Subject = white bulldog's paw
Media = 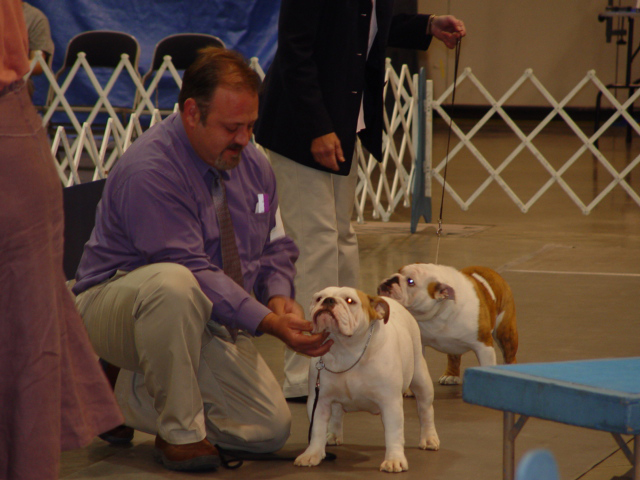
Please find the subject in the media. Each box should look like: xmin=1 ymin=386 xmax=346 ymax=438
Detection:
xmin=419 ymin=434 xmax=440 ymax=451
xmin=326 ymin=432 xmax=343 ymax=445
xmin=294 ymin=449 xmax=325 ymax=467
xmin=380 ymin=456 xmax=408 ymax=473
xmin=438 ymin=375 xmax=462 ymax=385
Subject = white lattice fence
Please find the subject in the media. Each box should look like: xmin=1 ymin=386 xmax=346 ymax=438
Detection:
xmin=425 ymin=68 xmax=640 ymax=215
xmin=28 ymin=50 xmax=640 ymax=218
xmin=355 ymin=59 xmax=418 ymax=223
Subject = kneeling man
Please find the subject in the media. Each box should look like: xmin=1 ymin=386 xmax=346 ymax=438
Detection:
xmin=73 ymin=47 xmax=331 ymax=473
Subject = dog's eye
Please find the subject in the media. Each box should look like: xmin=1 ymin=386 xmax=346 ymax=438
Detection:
xmin=407 ymin=278 xmax=415 ymax=287
xmin=346 ymin=297 xmax=356 ymax=304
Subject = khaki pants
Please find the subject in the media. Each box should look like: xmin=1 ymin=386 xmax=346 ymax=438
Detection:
xmin=267 ymin=151 xmax=360 ymax=398
xmin=75 ymin=262 xmax=291 ymax=452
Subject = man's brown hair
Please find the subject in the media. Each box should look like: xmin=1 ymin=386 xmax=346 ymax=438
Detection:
xmin=178 ymin=47 xmax=261 ymax=123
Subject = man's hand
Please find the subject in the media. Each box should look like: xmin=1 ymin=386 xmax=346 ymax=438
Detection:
xmin=268 ymin=295 xmax=305 ymax=318
xmin=431 ymin=15 xmax=466 ymax=49
xmin=311 ymin=132 xmax=345 ymax=171
xmin=258 ymin=312 xmax=332 ymax=357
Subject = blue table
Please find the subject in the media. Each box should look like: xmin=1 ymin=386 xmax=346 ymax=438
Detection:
xmin=462 ymin=358 xmax=640 ymax=480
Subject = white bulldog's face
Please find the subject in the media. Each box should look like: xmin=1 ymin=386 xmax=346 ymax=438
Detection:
xmin=309 ymin=286 xmax=390 ymax=337
xmin=377 ymin=263 xmax=455 ymax=316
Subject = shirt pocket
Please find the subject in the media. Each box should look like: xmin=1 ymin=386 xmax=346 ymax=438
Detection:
xmin=243 ymin=210 xmax=271 ymax=260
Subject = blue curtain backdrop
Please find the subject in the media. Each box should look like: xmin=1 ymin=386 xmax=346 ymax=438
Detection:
xmin=28 ymin=0 xmax=280 ymax=109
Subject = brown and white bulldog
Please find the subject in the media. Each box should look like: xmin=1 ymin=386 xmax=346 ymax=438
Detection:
xmin=294 ymin=286 xmax=439 ymax=473
xmin=378 ymin=263 xmax=518 ymax=385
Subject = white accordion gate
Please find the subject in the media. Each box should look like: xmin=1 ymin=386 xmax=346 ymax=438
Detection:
xmin=28 ymin=50 xmax=640 ymax=221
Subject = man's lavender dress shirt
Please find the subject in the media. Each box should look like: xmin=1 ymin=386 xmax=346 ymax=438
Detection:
xmin=73 ymin=112 xmax=299 ymax=335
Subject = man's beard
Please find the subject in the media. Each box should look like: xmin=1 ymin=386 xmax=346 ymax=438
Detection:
xmin=213 ymin=145 xmax=243 ymax=171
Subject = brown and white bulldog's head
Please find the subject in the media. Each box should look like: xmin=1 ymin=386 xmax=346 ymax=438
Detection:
xmin=310 ymin=286 xmax=390 ymax=337
xmin=377 ymin=263 xmax=456 ymax=316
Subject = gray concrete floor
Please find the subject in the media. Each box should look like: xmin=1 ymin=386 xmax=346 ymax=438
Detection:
xmin=60 ymin=121 xmax=640 ymax=479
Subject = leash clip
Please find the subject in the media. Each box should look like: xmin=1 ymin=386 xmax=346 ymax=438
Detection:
xmin=315 ymin=359 xmax=325 ymax=388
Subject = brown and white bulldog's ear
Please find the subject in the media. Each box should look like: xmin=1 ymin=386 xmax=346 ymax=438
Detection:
xmin=368 ymin=296 xmax=391 ymax=324
xmin=428 ymin=282 xmax=456 ymax=301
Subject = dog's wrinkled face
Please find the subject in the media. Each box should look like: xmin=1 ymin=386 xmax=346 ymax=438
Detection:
xmin=377 ymin=263 xmax=455 ymax=316
xmin=310 ymin=286 xmax=389 ymax=337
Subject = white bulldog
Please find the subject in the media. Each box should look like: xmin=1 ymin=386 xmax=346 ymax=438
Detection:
xmin=294 ymin=286 xmax=439 ymax=473
xmin=378 ymin=263 xmax=518 ymax=385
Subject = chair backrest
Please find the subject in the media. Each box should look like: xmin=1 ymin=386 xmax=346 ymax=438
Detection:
xmin=61 ymin=30 xmax=140 ymax=71
xmin=148 ymin=33 xmax=225 ymax=72
xmin=62 ymin=179 xmax=106 ymax=281
xmin=46 ymin=30 xmax=141 ymax=112
xmin=135 ymin=33 xmax=225 ymax=113
xmin=515 ymin=449 xmax=560 ymax=480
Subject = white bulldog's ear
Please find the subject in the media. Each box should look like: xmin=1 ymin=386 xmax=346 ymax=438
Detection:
xmin=369 ymin=296 xmax=390 ymax=324
xmin=428 ymin=282 xmax=456 ymax=301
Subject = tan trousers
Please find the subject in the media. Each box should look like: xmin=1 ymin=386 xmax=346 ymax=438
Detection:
xmin=75 ymin=263 xmax=291 ymax=452
xmin=267 ymin=151 xmax=360 ymax=398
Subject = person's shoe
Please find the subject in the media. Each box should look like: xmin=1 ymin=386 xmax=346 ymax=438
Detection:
xmin=98 ymin=424 xmax=134 ymax=445
xmin=153 ymin=436 xmax=221 ymax=472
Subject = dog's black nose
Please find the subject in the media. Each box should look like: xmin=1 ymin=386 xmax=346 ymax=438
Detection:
xmin=384 ymin=276 xmax=400 ymax=286
xmin=377 ymin=276 xmax=399 ymax=295
xmin=321 ymin=297 xmax=336 ymax=306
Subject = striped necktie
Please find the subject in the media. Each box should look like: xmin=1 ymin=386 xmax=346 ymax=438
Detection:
xmin=211 ymin=174 xmax=243 ymax=341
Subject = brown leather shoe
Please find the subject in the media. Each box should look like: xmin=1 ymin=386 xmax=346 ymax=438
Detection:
xmin=153 ymin=436 xmax=221 ymax=472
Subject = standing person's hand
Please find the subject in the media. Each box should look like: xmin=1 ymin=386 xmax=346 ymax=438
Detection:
xmin=430 ymin=15 xmax=466 ymax=49
xmin=311 ymin=132 xmax=344 ymax=171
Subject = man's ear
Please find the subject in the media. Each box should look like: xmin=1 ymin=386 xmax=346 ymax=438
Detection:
xmin=183 ymin=98 xmax=200 ymax=128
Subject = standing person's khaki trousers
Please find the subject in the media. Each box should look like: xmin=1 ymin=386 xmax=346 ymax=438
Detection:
xmin=75 ymin=262 xmax=291 ymax=452
xmin=267 ymin=151 xmax=360 ymax=398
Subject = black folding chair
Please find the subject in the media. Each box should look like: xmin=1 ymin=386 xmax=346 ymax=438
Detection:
xmin=62 ymin=179 xmax=106 ymax=281
xmin=45 ymin=30 xmax=141 ymax=132
xmin=134 ymin=33 xmax=225 ymax=114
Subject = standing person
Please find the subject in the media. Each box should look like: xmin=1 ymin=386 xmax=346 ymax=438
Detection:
xmin=254 ymin=0 xmax=466 ymax=401
xmin=22 ymin=1 xmax=54 ymax=97
xmin=0 ymin=1 xmax=124 ymax=479
xmin=72 ymin=47 xmax=332 ymax=473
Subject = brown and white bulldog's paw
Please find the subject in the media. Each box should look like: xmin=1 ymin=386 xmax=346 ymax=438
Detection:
xmin=326 ymin=432 xmax=343 ymax=445
xmin=438 ymin=374 xmax=462 ymax=385
xmin=419 ymin=433 xmax=440 ymax=451
xmin=380 ymin=455 xmax=409 ymax=473
xmin=294 ymin=448 xmax=325 ymax=467
xmin=403 ymin=387 xmax=415 ymax=397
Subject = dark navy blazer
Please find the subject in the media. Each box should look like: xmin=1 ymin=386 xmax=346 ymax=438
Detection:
xmin=255 ymin=0 xmax=432 ymax=176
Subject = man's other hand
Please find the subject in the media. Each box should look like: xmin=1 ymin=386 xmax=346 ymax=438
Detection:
xmin=258 ymin=312 xmax=332 ymax=357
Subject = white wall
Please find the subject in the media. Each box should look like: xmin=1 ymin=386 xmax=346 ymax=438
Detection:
xmin=417 ymin=0 xmax=634 ymax=108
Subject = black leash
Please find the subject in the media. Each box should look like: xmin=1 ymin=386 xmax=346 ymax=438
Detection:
xmin=435 ymin=37 xmax=462 ymax=264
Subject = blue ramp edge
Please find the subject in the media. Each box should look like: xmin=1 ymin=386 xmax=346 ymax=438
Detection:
xmin=410 ymin=68 xmax=431 ymax=233
xmin=462 ymin=358 xmax=640 ymax=435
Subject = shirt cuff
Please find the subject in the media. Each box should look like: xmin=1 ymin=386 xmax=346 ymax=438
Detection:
xmin=256 ymin=276 xmax=295 ymax=305
xmin=233 ymin=297 xmax=272 ymax=336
